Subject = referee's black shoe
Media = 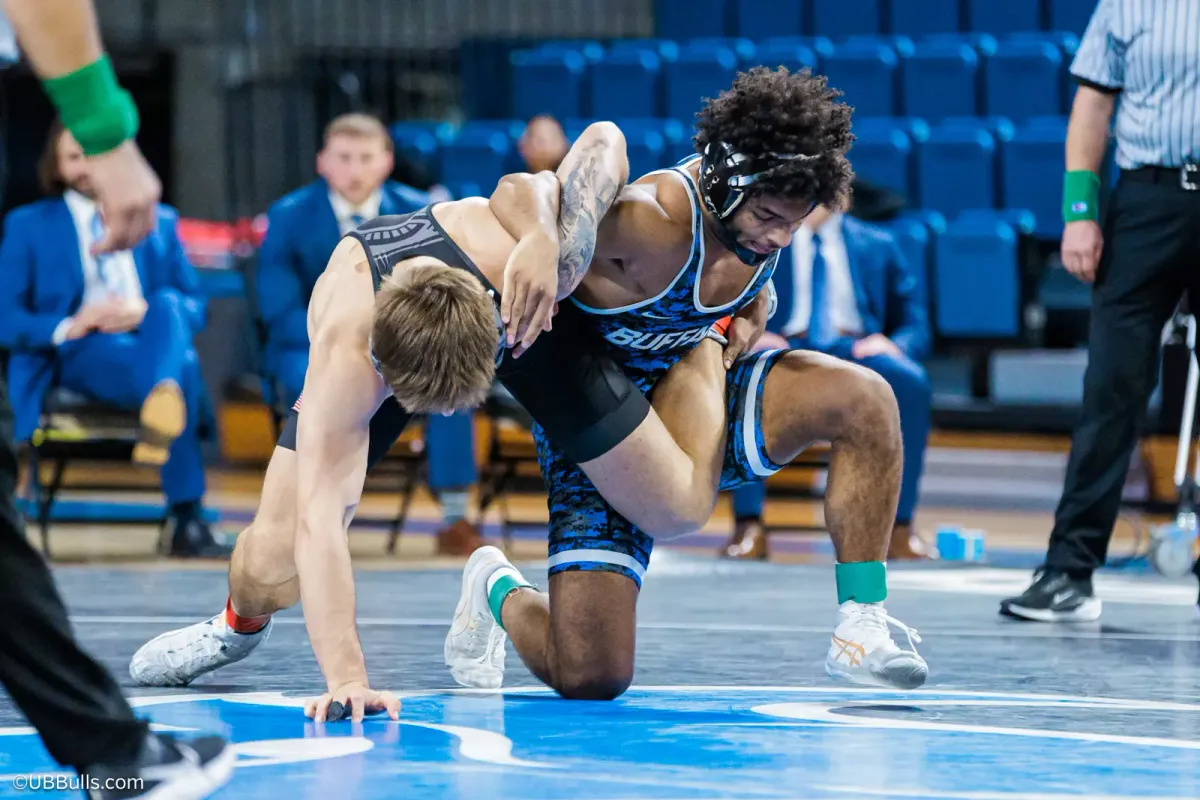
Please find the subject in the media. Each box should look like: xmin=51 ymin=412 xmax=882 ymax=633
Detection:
xmin=999 ymin=568 xmax=1102 ymax=623
xmin=86 ymin=732 xmax=234 ymax=799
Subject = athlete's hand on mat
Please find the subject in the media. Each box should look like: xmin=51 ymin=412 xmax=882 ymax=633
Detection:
xmin=851 ymin=333 xmax=901 ymax=360
xmin=95 ymin=297 xmax=148 ymax=334
xmin=1061 ymin=220 xmax=1103 ymax=284
xmin=304 ymin=682 xmax=401 ymax=723
xmin=86 ymin=140 xmax=162 ymax=254
xmin=501 ymin=232 xmax=559 ymax=357
xmin=722 ymin=293 xmax=771 ymax=368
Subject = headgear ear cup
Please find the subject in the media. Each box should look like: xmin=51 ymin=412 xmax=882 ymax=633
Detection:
xmin=697 ymin=141 xmax=820 ymax=266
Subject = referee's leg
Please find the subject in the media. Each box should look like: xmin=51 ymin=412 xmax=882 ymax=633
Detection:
xmin=0 ymin=378 xmax=147 ymax=769
xmin=1048 ymin=176 xmax=1195 ymax=575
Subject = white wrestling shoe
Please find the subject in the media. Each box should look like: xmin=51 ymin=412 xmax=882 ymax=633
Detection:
xmin=444 ymin=546 xmax=516 ymax=689
xmin=825 ymin=601 xmax=928 ymax=690
xmin=129 ymin=612 xmax=272 ymax=687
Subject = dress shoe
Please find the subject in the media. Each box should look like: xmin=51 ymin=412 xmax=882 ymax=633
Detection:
xmin=436 ymin=519 xmax=485 ymax=556
xmin=887 ymin=523 xmax=935 ymax=561
xmin=168 ymin=514 xmax=233 ymax=559
xmin=722 ymin=520 xmax=769 ymax=560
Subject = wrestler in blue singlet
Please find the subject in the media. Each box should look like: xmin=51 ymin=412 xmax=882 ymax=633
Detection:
xmin=534 ymin=156 xmax=791 ymax=587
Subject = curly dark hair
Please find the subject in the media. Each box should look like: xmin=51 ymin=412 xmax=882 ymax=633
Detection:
xmin=693 ymin=67 xmax=855 ymax=210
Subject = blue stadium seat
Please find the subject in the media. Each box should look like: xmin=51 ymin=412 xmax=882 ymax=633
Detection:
xmin=1002 ymin=119 xmax=1068 ymax=238
xmin=895 ymin=209 xmax=948 ymax=236
xmin=957 ymin=208 xmax=1037 ymax=235
xmin=457 ymin=120 xmax=527 ymax=140
xmin=762 ymin=35 xmax=835 ymax=60
xmin=903 ymin=40 xmax=980 ymax=121
xmin=917 ymin=125 xmax=998 ymax=216
xmin=628 ymin=129 xmax=670 ymax=178
xmin=689 ymin=37 xmax=757 ymax=63
xmin=1006 ymin=31 xmax=1081 ymax=56
xmin=890 ymin=0 xmax=961 ymax=37
xmin=985 ymin=39 xmax=1065 ymax=123
xmin=886 ymin=218 xmax=931 ymax=301
xmin=533 ymin=40 xmax=605 ymax=63
xmin=389 ymin=128 xmax=441 ymax=178
xmin=940 ymin=115 xmax=1016 ymax=142
xmin=664 ymin=46 xmax=740 ymax=120
xmin=811 ymin=0 xmax=883 ymax=38
xmin=822 ymin=42 xmax=899 ymax=117
xmin=655 ymin=0 xmax=729 ymax=40
xmin=590 ymin=50 xmax=663 ymax=118
xmin=964 ymin=0 xmax=1041 ymax=35
xmin=924 ymin=32 xmax=998 ymax=55
xmin=733 ymin=0 xmax=806 ymax=40
xmin=855 ymin=116 xmax=931 ymax=142
xmin=847 ymin=126 xmax=913 ymax=199
xmin=441 ymin=129 xmax=511 ymax=195
xmin=746 ymin=42 xmax=820 ymax=74
xmin=1049 ymin=0 xmax=1097 ymax=35
xmin=609 ymin=39 xmax=681 ymax=62
xmin=510 ymin=50 xmax=586 ymax=121
xmin=444 ymin=182 xmax=482 ymax=201
xmin=934 ymin=218 xmax=1020 ymax=337
xmin=574 ymin=118 xmax=688 ymax=173
xmin=844 ymin=34 xmax=916 ymax=57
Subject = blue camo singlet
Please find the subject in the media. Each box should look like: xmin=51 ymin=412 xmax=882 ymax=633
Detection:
xmin=570 ymin=156 xmax=779 ymax=392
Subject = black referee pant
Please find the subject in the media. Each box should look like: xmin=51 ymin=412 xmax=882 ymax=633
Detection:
xmin=0 ymin=376 xmax=147 ymax=769
xmin=1046 ymin=167 xmax=1200 ymax=577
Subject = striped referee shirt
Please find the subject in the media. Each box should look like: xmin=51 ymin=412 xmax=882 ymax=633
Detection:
xmin=1070 ymin=0 xmax=1200 ymax=170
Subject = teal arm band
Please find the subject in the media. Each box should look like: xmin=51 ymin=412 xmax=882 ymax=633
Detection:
xmin=1062 ymin=170 xmax=1101 ymax=223
xmin=42 ymin=55 xmax=139 ymax=157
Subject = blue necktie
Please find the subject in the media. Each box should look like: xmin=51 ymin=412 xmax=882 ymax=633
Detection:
xmin=808 ymin=232 xmax=833 ymax=347
xmin=351 ymin=213 xmax=366 ymax=230
xmin=90 ymin=210 xmax=120 ymax=293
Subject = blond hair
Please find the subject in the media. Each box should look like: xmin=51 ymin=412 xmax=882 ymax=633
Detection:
xmin=323 ymin=113 xmax=394 ymax=151
xmin=371 ymin=261 xmax=499 ymax=414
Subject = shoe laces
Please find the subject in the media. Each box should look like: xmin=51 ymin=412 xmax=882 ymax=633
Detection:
xmin=465 ymin=610 xmax=505 ymax=666
xmin=846 ymin=602 xmax=922 ymax=652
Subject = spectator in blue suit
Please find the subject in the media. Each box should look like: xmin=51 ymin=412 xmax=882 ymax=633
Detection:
xmin=723 ymin=205 xmax=934 ymax=562
xmin=254 ymin=113 xmax=482 ymax=555
xmin=0 ymin=122 xmax=227 ymax=558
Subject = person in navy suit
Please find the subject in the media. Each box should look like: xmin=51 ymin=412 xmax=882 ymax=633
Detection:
xmin=724 ymin=205 xmax=934 ymax=561
xmin=254 ymin=113 xmax=482 ymax=556
xmin=0 ymin=121 xmax=227 ymax=558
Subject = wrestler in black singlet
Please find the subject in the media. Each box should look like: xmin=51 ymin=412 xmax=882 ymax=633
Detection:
xmin=276 ymin=205 xmax=650 ymax=467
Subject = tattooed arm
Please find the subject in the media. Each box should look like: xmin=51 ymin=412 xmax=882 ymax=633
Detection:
xmin=553 ymin=121 xmax=629 ymax=297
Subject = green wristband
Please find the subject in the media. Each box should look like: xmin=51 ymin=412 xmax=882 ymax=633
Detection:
xmin=835 ymin=561 xmax=888 ymax=605
xmin=42 ymin=55 xmax=139 ymax=156
xmin=1062 ymin=170 xmax=1100 ymax=223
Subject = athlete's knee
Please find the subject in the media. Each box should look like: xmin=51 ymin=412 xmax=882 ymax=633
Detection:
xmin=781 ymin=353 xmax=898 ymax=443
xmin=657 ymin=492 xmax=718 ymax=538
xmin=553 ymin=661 xmax=633 ymax=701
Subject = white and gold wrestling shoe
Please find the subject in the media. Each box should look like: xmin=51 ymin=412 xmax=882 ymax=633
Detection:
xmin=444 ymin=546 xmax=515 ymax=690
xmin=129 ymin=612 xmax=272 ymax=687
xmin=825 ymin=601 xmax=928 ymax=690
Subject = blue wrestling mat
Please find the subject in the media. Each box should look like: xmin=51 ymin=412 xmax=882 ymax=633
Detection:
xmin=2 ymin=555 xmax=1199 ymax=798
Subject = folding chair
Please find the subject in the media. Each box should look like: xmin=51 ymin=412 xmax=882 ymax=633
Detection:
xmin=1149 ymin=296 xmax=1200 ymax=578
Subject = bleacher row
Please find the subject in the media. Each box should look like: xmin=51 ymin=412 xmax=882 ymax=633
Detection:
xmin=510 ymin=34 xmax=1079 ymax=127
xmin=654 ymin=0 xmax=1095 ymax=41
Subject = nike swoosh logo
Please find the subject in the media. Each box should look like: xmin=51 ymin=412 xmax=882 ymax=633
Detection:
xmin=640 ymin=311 xmax=672 ymax=320
xmin=1052 ymin=590 xmax=1075 ymax=605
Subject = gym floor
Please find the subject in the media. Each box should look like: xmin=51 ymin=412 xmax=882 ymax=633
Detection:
xmin=2 ymin=537 xmax=1199 ymax=799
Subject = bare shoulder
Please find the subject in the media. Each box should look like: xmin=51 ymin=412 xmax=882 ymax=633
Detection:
xmin=597 ymin=175 xmax=694 ymax=260
xmin=308 ymin=236 xmax=375 ymax=349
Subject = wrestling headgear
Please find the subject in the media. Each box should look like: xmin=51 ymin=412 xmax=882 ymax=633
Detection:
xmin=697 ymin=141 xmax=819 ymax=266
